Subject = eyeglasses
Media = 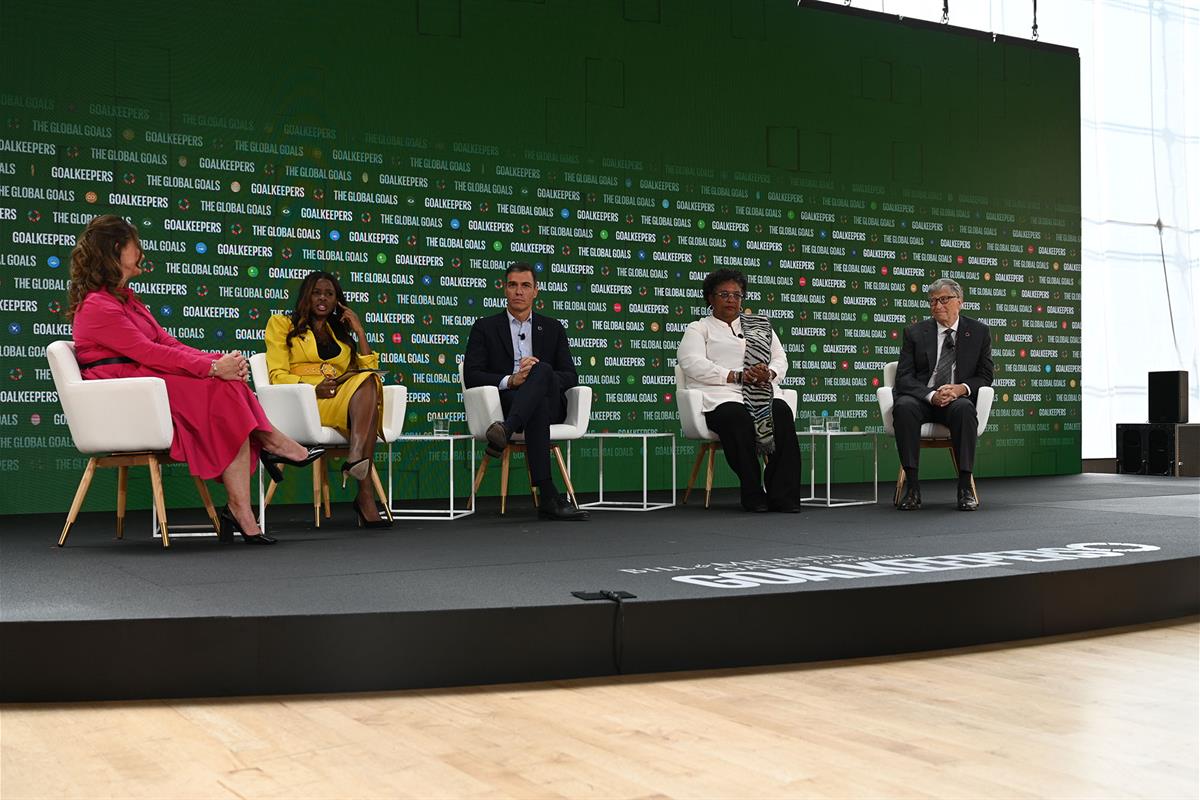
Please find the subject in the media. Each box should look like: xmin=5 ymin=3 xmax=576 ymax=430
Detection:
xmin=714 ymin=291 xmax=744 ymax=301
xmin=929 ymin=295 xmax=960 ymax=306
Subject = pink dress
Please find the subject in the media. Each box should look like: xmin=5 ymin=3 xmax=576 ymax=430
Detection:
xmin=72 ymin=289 xmax=271 ymax=481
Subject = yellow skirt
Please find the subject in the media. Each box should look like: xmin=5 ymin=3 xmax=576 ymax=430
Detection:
xmin=316 ymin=371 xmax=384 ymax=440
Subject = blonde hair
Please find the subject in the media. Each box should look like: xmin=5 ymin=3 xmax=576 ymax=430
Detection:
xmin=67 ymin=215 xmax=139 ymax=320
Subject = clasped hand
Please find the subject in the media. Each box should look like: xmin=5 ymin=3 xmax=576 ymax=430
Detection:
xmin=510 ymin=356 xmax=540 ymax=388
xmin=743 ymin=363 xmax=773 ymax=386
xmin=212 ymin=350 xmax=248 ymax=382
xmin=931 ymin=384 xmax=961 ymax=407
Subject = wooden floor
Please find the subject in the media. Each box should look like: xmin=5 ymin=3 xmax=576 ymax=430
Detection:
xmin=2 ymin=618 xmax=1196 ymax=799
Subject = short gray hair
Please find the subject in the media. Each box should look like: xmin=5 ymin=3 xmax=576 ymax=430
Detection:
xmin=927 ymin=278 xmax=963 ymax=298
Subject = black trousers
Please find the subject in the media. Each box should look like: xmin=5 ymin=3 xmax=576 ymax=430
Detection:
xmin=499 ymin=361 xmax=567 ymax=486
xmin=892 ymin=393 xmax=979 ymax=473
xmin=704 ymin=399 xmax=802 ymax=508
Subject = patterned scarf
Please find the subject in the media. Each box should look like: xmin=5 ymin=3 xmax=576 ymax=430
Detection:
xmin=739 ymin=313 xmax=775 ymax=455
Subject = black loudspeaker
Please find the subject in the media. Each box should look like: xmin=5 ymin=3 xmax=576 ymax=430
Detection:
xmin=1148 ymin=371 xmax=1188 ymax=423
xmin=1117 ymin=425 xmax=1144 ymax=474
xmin=1116 ymin=423 xmax=1200 ymax=476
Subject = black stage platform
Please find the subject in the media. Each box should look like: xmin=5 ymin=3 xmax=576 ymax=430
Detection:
xmin=2 ymin=474 xmax=1197 ymax=701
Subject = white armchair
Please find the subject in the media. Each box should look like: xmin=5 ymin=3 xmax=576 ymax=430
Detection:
xmin=674 ymin=364 xmax=798 ymax=508
xmin=47 ymin=340 xmax=220 ymax=548
xmin=876 ymin=361 xmax=995 ymax=505
xmin=459 ymin=363 xmax=591 ymax=513
xmin=248 ymin=353 xmax=407 ymax=527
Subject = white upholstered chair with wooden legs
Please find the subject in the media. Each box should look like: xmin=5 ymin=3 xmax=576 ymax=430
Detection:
xmin=248 ymin=353 xmax=406 ymax=528
xmin=876 ymin=360 xmax=995 ymax=506
xmin=674 ymin=364 xmax=798 ymax=508
xmin=458 ymin=364 xmax=591 ymax=514
xmin=47 ymin=340 xmax=220 ymax=548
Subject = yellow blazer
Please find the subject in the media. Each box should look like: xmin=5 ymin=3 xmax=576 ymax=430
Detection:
xmin=264 ymin=315 xmax=381 ymax=437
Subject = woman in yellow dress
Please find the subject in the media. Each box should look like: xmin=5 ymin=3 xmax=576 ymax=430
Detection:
xmin=264 ymin=271 xmax=390 ymax=528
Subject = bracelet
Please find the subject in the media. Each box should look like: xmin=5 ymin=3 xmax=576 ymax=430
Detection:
xmin=733 ymin=371 xmax=743 ymax=384
xmin=208 ymin=359 xmax=219 ymax=377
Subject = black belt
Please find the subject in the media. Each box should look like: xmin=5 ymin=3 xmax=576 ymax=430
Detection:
xmin=78 ymin=356 xmax=135 ymax=370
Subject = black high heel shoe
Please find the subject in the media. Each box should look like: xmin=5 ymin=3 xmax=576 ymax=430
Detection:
xmin=354 ymin=502 xmax=393 ymax=529
xmin=260 ymin=446 xmax=326 ymax=483
xmin=219 ymin=506 xmax=277 ymax=545
xmin=341 ymin=457 xmax=372 ymax=489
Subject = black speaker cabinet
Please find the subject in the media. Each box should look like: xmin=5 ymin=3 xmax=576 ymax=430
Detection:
xmin=1148 ymin=371 xmax=1188 ymax=423
xmin=1117 ymin=423 xmax=1200 ymax=476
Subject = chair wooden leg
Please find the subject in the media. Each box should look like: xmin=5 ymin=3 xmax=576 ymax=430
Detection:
xmin=683 ymin=447 xmax=706 ymax=505
xmin=263 ymin=477 xmax=280 ymax=508
xmin=553 ymin=446 xmax=578 ymax=506
xmin=704 ymin=444 xmax=716 ymax=509
xmin=369 ymin=465 xmax=393 ymax=523
xmin=894 ymin=465 xmax=906 ymax=506
xmin=59 ymin=457 xmax=98 ymax=547
xmin=190 ymin=479 xmax=222 ymax=534
xmin=312 ymin=457 xmax=323 ymax=527
xmin=529 ymin=470 xmax=539 ymax=507
xmin=469 ymin=454 xmax=491 ymax=510
xmin=321 ymin=464 xmax=332 ymax=519
xmin=115 ymin=465 xmax=128 ymax=539
xmin=499 ymin=449 xmax=511 ymax=515
xmin=147 ymin=454 xmax=170 ymax=548
xmin=192 ymin=477 xmax=221 ymax=534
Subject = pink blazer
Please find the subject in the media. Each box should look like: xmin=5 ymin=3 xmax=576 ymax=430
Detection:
xmin=72 ymin=289 xmax=215 ymax=379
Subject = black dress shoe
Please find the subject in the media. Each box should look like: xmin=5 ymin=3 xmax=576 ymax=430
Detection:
xmin=537 ymin=495 xmax=590 ymax=521
xmin=355 ymin=502 xmax=393 ymax=529
xmin=260 ymin=446 xmax=326 ymax=483
xmin=741 ymin=496 xmax=770 ymax=512
xmin=484 ymin=421 xmax=510 ymax=459
xmin=769 ymin=502 xmax=801 ymax=513
xmin=957 ymin=487 xmax=979 ymax=511
xmin=219 ymin=506 xmax=277 ymax=544
xmin=897 ymin=486 xmax=922 ymax=511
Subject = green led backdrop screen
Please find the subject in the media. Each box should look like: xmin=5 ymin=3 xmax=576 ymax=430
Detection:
xmin=0 ymin=0 xmax=1081 ymax=514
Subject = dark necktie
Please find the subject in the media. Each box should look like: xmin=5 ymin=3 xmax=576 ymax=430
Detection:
xmin=932 ymin=328 xmax=955 ymax=387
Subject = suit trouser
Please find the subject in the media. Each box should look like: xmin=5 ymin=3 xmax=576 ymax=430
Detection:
xmin=704 ymin=399 xmax=802 ymax=507
xmin=893 ymin=394 xmax=979 ymax=473
xmin=499 ymin=361 xmax=566 ymax=485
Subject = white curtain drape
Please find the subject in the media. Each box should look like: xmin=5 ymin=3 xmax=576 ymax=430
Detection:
xmin=844 ymin=0 xmax=1199 ymax=457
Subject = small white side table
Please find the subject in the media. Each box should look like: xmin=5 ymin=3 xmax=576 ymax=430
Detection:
xmin=386 ymin=434 xmax=476 ymax=520
xmin=799 ymin=429 xmax=878 ymax=507
xmin=576 ymin=432 xmax=677 ymax=511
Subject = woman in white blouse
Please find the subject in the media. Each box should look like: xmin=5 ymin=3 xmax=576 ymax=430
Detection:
xmin=676 ymin=269 xmax=801 ymax=512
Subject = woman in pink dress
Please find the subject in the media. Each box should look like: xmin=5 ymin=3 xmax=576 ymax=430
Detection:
xmin=69 ymin=215 xmax=323 ymax=544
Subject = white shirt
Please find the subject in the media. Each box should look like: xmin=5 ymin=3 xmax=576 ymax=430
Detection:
xmin=498 ymin=311 xmax=532 ymax=390
xmin=676 ymin=316 xmax=788 ymax=413
xmin=926 ymin=320 xmax=970 ymax=402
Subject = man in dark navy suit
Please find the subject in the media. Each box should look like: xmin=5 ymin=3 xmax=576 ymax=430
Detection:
xmin=893 ymin=278 xmax=993 ymax=511
xmin=463 ymin=262 xmax=589 ymax=521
